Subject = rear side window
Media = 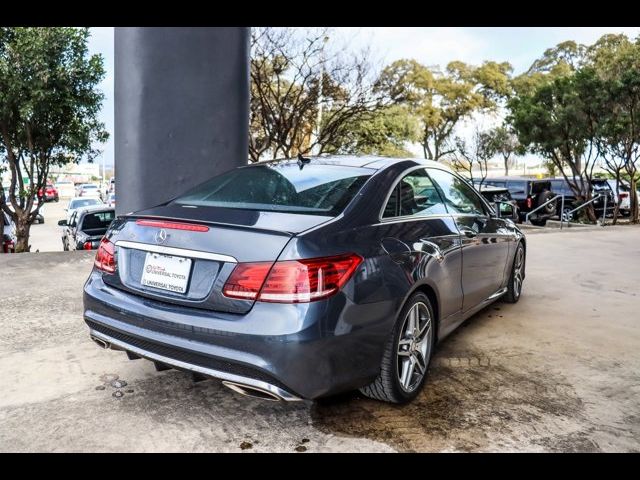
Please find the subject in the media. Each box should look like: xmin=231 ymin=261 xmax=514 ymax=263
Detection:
xmin=174 ymin=164 xmax=371 ymax=216
xmin=428 ymin=169 xmax=487 ymax=216
xmin=382 ymin=168 xmax=448 ymax=218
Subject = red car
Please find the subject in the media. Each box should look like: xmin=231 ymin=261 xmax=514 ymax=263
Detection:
xmin=38 ymin=182 xmax=59 ymax=202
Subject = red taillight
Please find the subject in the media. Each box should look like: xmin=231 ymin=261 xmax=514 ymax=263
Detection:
xmin=620 ymin=192 xmax=629 ymax=199
xmin=222 ymin=262 xmax=273 ymax=300
xmin=222 ymin=253 xmax=363 ymax=303
xmin=135 ymin=219 xmax=209 ymax=232
xmin=526 ymin=197 xmax=533 ymax=209
xmin=83 ymin=241 xmax=93 ymax=250
xmin=94 ymin=237 xmax=115 ymax=273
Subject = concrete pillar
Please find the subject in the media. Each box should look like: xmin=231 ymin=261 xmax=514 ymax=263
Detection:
xmin=114 ymin=27 xmax=249 ymax=215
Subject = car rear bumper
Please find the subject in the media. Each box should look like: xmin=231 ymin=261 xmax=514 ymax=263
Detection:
xmin=83 ymin=270 xmax=392 ymax=400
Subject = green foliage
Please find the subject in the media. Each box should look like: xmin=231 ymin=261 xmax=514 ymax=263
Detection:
xmin=325 ymin=105 xmax=420 ymax=157
xmin=0 ymin=27 xmax=108 ymax=251
xmin=376 ymin=58 xmax=512 ymax=161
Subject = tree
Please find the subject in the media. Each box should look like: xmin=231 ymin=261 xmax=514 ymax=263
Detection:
xmin=586 ymin=33 xmax=640 ymax=223
xmin=486 ymin=125 xmax=521 ymax=176
xmin=450 ymin=127 xmax=494 ymax=187
xmin=508 ymin=69 xmax=604 ymax=222
xmin=376 ymin=59 xmax=512 ymax=161
xmin=249 ymin=27 xmax=386 ymax=161
xmin=324 ymin=105 xmax=420 ymax=157
xmin=0 ymin=27 xmax=108 ymax=252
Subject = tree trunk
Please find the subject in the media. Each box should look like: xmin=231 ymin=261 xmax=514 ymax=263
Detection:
xmin=503 ymin=154 xmax=509 ymax=176
xmin=630 ymin=177 xmax=639 ymax=224
xmin=14 ymin=216 xmax=31 ymax=253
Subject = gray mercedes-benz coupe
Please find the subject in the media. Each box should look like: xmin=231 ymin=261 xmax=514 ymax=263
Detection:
xmin=83 ymin=156 xmax=526 ymax=404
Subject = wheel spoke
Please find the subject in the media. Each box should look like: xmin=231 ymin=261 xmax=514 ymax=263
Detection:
xmin=400 ymin=357 xmax=414 ymax=389
xmin=417 ymin=317 xmax=431 ymax=338
xmin=413 ymin=352 xmax=426 ymax=375
xmin=407 ymin=305 xmax=418 ymax=334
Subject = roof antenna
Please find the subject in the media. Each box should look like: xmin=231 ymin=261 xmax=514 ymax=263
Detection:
xmin=297 ymin=153 xmax=311 ymax=169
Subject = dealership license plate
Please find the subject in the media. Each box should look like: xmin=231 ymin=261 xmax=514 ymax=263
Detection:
xmin=141 ymin=253 xmax=192 ymax=294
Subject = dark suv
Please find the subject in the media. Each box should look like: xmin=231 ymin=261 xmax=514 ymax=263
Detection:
xmin=481 ymin=177 xmax=556 ymax=226
xmin=546 ymin=178 xmax=616 ymax=221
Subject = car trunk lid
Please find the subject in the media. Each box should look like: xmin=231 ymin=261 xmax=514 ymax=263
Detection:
xmin=102 ymin=204 xmax=333 ymax=314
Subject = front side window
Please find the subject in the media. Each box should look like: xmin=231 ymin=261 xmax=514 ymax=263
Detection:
xmin=382 ymin=168 xmax=448 ymax=218
xmin=174 ymin=163 xmax=371 ymax=216
xmin=428 ymin=169 xmax=487 ymax=216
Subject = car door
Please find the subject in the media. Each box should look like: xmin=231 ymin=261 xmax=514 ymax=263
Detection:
xmin=67 ymin=211 xmax=79 ymax=248
xmin=427 ymin=168 xmax=514 ymax=312
xmin=379 ymin=167 xmax=464 ymax=321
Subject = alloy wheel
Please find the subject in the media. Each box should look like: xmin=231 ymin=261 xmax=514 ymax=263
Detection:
xmin=513 ymin=246 xmax=524 ymax=298
xmin=397 ymin=302 xmax=432 ymax=393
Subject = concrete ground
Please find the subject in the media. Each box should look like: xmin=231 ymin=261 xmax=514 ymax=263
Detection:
xmin=0 ymin=227 xmax=639 ymax=452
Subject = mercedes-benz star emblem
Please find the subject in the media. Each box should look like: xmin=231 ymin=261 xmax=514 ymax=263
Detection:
xmin=155 ymin=229 xmax=167 ymax=244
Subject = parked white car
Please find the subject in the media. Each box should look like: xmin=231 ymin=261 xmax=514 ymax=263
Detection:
xmin=65 ymin=197 xmax=103 ymax=223
xmin=76 ymin=183 xmax=101 ymax=199
xmin=607 ymin=179 xmax=631 ymax=216
xmin=54 ymin=180 xmax=75 ymax=199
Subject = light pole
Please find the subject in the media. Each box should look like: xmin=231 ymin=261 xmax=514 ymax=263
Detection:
xmin=312 ymin=35 xmax=329 ymax=156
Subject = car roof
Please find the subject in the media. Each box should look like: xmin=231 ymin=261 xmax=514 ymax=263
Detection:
xmin=477 ymin=185 xmax=509 ymax=191
xmin=485 ymin=176 xmax=548 ymax=182
xmin=74 ymin=204 xmax=113 ymax=214
xmin=242 ymin=155 xmax=445 ymax=171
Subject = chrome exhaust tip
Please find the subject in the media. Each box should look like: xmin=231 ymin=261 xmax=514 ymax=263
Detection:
xmin=222 ymin=380 xmax=283 ymax=401
xmin=91 ymin=335 xmax=110 ymax=349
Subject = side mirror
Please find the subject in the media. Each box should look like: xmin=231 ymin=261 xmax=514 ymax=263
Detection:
xmin=57 ymin=219 xmax=67 ymax=226
xmin=495 ymin=201 xmax=518 ymax=220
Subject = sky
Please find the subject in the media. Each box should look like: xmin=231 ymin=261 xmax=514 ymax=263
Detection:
xmin=87 ymin=27 xmax=640 ymax=167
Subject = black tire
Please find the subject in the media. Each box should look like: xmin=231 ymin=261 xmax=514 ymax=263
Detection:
xmin=537 ymin=190 xmax=556 ymax=214
xmin=359 ymin=292 xmax=435 ymax=404
xmin=530 ymin=218 xmax=547 ymax=226
xmin=503 ymin=242 xmax=525 ymax=303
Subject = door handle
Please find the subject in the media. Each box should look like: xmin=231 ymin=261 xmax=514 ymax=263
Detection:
xmin=460 ymin=227 xmax=477 ymax=238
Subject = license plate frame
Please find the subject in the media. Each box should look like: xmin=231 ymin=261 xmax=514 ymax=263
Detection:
xmin=141 ymin=252 xmax=192 ymax=294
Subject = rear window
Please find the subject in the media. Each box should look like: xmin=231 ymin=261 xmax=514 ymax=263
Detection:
xmin=83 ymin=185 xmax=98 ymax=189
xmin=506 ymin=181 xmax=526 ymax=194
xmin=81 ymin=211 xmax=115 ymax=232
xmin=174 ymin=164 xmax=371 ymax=216
xmin=70 ymin=199 xmax=100 ymax=209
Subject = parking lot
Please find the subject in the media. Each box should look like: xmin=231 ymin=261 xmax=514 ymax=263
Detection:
xmin=27 ymin=199 xmax=70 ymax=253
xmin=1 ymin=222 xmax=639 ymax=452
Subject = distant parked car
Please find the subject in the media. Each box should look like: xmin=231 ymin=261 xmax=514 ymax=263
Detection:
xmin=2 ymin=211 xmax=16 ymax=253
xmin=65 ymin=197 xmax=103 ymax=223
xmin=546 ymin=178 xmax=616 ymax=221
xmin=38 ymin=182 xmax=59 ymax=202
xmin=77 ymin=184 xmax=101 ymax=199
xmin=606 ymin=179 xmax=631 ymax=217
xmin=55 ymin=180 xmax=76 ymax=199
xmin=3 ymin=192 xmax=44 ymax=224
xmin=58 ymin=205 xmax=115 ymax=251
xmin=475 ymin=184 xmax=520 ymax=222
xmin=481 ymin=177 xmax=556 ymax=226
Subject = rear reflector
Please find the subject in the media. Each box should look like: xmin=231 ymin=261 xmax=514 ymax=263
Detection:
xmin=526 ymin=197 xmax=533 ymax=209
xmin=222 ymin=253 xmax=363 ymax=303
xmin=94 ymin=237 xmax=115 ymax=273
xmin=83 ymin=241 xmax=93 ymax=250
xmin=135 ymin=219 xmax=209 ymax=232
